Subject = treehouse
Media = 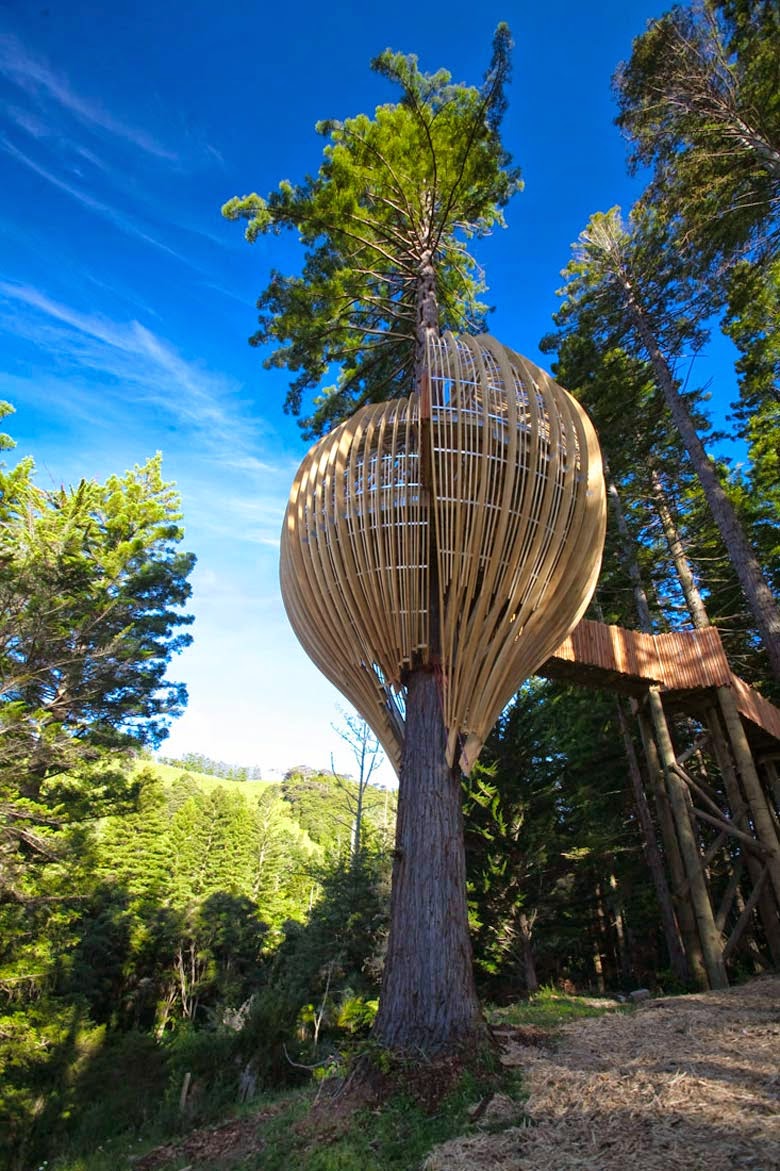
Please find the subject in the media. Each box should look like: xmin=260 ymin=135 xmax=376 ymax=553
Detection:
xmin=280 ymin=331 xmax=607 ymax=774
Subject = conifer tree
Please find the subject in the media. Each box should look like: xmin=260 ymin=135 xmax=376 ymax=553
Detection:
xmin=224 ymin=29 xmax=520 ymax=1057
xmin=550 ymin=206 xmax=780 ymax=681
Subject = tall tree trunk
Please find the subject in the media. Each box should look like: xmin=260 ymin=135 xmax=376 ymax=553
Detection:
xmin=373 ymin=258 xmax=488 ymax=1055
xmin=518 ymin=911 xmax=539 ymax=994
xmin=624 ymin=292 xmax=780 ymax=680
xmin=650 ymin=467 xmax=710 ymax=628
xmin=593 ymin=881 xmax=610 ymax=991
xmin=373 ymin=668 xmax=486 ymax=1052
xmin=609 ymin=872 xmax=631 ymax=985
xmin=616 ymin=699 xmax=689 ymax=983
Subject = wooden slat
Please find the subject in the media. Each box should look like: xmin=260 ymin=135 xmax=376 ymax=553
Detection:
xmin=280 ymin=332 xmax=606 ymax=776
xmin=730 ymin=674 xmax=780 ymax=743
xmin=543 ymin=621 xmax=780 ymax=747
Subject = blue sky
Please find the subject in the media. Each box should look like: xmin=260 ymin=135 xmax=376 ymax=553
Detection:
xmin=0 ymin=0 xmax=740 ymax=784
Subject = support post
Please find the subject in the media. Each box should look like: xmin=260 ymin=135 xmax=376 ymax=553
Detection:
xmin=716 ymin=686 xmax=780 ymax=909
xmin=635 ymin=704 xmax=708 ymax=988
xmin=646 ymin=687 xmax=728 ymax=989
xmin=616 ymin=700 xmax=688 ymax=983
xmin=705 ymin=703 xmax=780 ymax=966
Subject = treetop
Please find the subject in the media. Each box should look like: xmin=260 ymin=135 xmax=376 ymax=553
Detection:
xmin=223 ymin=26 xmax=521 ymax=437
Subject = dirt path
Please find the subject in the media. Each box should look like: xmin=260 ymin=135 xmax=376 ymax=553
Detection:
xmin=425 ymin=976 xmax=780 ymax=1170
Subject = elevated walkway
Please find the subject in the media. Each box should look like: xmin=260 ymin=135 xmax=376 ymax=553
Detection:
xmin=542 ymin=619 xmax=780 ymax=751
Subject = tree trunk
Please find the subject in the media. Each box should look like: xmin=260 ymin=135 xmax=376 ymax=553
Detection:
xmin=647 ymin=687 xmax=728 ymax=989
xmin=605 ymin=465 xmax=654 ymax=631
xmin=616 ymin=699 xmax=689 ymax=983
xmin=372 ymin=234 xmax=489 ymax=1057
xmin=625 ymin=294 xmax=780 ymax=681
xmin=518 ymin=911 xmax=539 ymax=994
xmin=593 ymin=882 xmax=609 ymax=991
xmin=650 ymin=467 xmax=710 ymax=628
xmin=373 ymin=668 xmax=487 ymax=1054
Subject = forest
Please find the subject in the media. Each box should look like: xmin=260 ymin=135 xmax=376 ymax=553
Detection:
xmin=1 ymin=2 xmax=778 ymax=1169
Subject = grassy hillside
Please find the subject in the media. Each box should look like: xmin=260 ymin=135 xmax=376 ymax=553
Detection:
xmin=150 ymin=760 xmax=276 ymax=797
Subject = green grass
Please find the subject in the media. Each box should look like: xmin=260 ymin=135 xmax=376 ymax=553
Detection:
xmin=487 ymin=985 xmax=623 ymax=1031
xmin=49 ymin=993 xmax=621 ymax=1171
xmin=150 ymin=761 xmax=276 ymax=795
xmin=51 ymin=1067 xmax=528 ymax=1171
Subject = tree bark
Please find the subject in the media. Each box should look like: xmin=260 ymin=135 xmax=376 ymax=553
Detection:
xmin=650 ymin=467 xmax=710 ymax=628
xmin=646 ymin=686 xmax=728 ymax=989
xmin=372 ymin=231 xmax=489 ymax=1057
xmin=373 ymin=668 xmax=487 ymax=1054
xmin=616 ymin=699 xmax=689 ymax=983
xmin=518 ymin=911 xmax=539 ymax=995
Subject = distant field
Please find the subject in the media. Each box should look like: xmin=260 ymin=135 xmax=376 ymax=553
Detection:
xmin=149 ymin=761 xmax=276 ymax=796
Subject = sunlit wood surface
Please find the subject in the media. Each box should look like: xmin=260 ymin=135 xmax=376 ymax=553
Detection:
xmin=544 ymin=618 xmax=780 ymax=744
xmin=280 ymin=333 xmax=606 ymax=775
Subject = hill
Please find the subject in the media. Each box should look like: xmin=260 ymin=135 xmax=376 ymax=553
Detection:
xmin=150 ymin=760 xmax=276 ymax=797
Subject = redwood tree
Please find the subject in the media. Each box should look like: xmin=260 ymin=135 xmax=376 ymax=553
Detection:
xmin=223 ymin=30 xmax=521 ymax=1054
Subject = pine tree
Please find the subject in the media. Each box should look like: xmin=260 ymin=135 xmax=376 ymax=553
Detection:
xmin=225 ymin=29 xmax=520 ymax=1057
xmin=549 ymin=206 xmax=780 ymax=680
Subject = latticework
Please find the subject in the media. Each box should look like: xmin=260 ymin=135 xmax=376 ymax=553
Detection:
xmin=280 ymin=333 xmax=606 ymax=774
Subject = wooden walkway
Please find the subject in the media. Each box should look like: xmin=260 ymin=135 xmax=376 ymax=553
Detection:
xmin=542 ymin=619 xmax=780 ymax=747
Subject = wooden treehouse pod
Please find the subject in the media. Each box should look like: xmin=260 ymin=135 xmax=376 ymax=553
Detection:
xmin=280 ymin=332 xmax=607 ymax=775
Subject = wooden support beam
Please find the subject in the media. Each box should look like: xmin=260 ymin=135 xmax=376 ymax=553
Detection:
xmin=690 ymin=807 xmax=768 ymax=855
xmin=647 ymin=687 xmax=728 ymax=989
xmin=716 ymin=859 xmax=744 ymax=934
xmin=723 ymin=867 xmax=769 ymax=962
xmin=716 ymin=685 xmax=780 ymax=909
xmin=635 ymin=704 xmax=708 ymax=988
xmin=705 ymin=706 xmax=780 ymax=967
xmin=616 ymin=699 xmax=688 ymax=984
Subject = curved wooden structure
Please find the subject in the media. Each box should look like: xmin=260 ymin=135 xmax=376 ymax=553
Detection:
xmin=280 ymin=333 xmax=606 ymax=774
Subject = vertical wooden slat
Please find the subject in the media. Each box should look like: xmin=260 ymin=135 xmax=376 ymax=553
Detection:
xmin=280 ymin=332 xmax=607 ymax=776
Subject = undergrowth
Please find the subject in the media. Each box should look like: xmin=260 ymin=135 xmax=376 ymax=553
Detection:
xmin=487 ymin=985 xmax=624 ymax=1030
xmin=50 ymin=991 xmax=619 ymax=1171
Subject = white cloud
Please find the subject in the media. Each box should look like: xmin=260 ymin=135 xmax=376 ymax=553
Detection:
xmin=0 ymin=137 xmax=190 ymax=260
xmin=0 ymin=280 xmax=252 ymax=451
xmin=0 ymin=31 xmax=177 ymax=160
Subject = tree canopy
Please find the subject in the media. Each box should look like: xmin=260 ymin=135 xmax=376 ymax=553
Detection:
xmin=614 ymin=0 xmax=780 ymax=273
xmin=223 ymin=25 xmax=521 ymax=436
xmin=0 ymin=450 xmax=195 ymax=896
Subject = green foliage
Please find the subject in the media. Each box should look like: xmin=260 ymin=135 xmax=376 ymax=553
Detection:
xmin=469 ymin=680 xmax=658 ymax=996
xmin=487 ymin=986 xmax=623 ymax=1030
xmin=0 ymin=450 xmax=197 ymax=1169
xmin=159 ymin=752 xmax=265 ymax=780
xmin=614 ymin=0 xmax=780 ymax=275
xmin=223 ymin=26 xmax=520 ymax=436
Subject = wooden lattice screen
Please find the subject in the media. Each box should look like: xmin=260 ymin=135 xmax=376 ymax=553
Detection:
xmin=280 ymin=333 xmax=606 ymax=774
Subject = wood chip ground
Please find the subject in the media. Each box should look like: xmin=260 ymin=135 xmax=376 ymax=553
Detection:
xmin=425 ymin=976 xmax=780 ymax=1171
